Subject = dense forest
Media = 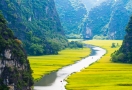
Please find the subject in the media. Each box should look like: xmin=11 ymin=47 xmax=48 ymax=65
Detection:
xmin=1 ymin=0 xmax=132 ymax=89
xmin=83 ymin=0 xmax=132 ymax=39
xmin=55 ymin=0 xmax=132 ymax=40
xmin=0 ymin=0 xmax=68 ymax=55
xmin=111 ymin=16 xmax=132 ymax=63
xmin=54 ymin=0 xmax=87 ymax=39
xmin=0 ymin=12 xmax=33 ymax=90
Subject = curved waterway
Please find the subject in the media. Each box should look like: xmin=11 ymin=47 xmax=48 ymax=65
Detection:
xmin=34 ymin=45 xmax=106 ymax=90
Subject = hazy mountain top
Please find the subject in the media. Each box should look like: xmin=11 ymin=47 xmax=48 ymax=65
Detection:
xmin=70 ymin=0 xmax=107 ymax=11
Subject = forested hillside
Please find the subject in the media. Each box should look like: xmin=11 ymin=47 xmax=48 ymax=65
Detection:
xmin=54 ymin=0 xmax=87 ymax=38
xmin=0 ymin=0 xmax=68 ymax=55
xmin=83 ymin=0 xmax=132 ymax=40
xmin=55 ymin=0 xmax=132 ymax=40
xmin=0 ymin=12 xmax=33 ymax=90
xmin=112 ymin=16 xmax=132 ymax=63
xmin=73 ymin=0 xmax=106 ymax=11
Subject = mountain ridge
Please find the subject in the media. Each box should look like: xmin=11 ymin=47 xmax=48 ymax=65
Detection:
xmin=112 ymin=15 xmax=132 ymax=63
xmin=54 ymin=0 xmax=87 ymax=39
xmin=0 ymin=12 xmax=33 ymax=90
xmin=83 ymin=0 xmax=132 ymax=40
xmin=0 ymin=0 xmax=68 ymax=55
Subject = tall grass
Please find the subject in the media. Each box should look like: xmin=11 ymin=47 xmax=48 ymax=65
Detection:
xmin=66 ymin=40 xmax=132 ymax=90
xmin=28 ymin=48 xmax=90 ymax=81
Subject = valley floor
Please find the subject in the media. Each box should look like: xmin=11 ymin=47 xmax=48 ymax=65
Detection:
xmin=28 ymin=48 xmax=90 ymax=81
xmin=66 ymin=40 xmax=132 ymax=90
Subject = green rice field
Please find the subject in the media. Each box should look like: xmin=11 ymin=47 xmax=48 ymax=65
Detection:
xmin=66 ymin=40 xmax=132 ymax=90
xmin=28 ymin=48 xmax=90 ymax=81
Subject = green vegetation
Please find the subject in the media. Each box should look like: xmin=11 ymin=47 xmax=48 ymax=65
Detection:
xmin=93 ymin=35 xmax=108 ymax=40
xmin=111 ymin=43 xmax=120 ymax=48
xmin=68 ymin=41 xmax=83 ymax=48
xmin=83 ymin=0 xmax=131 ymax=39
xmin=0 ymin=0 xmax=68 ymax=55
xmin=54 ymin=0 xmax=87 ymax=38
xmin=0 ymin=12 xmax=33 ymax=90
xmin=83 ymin=1 xmax=113 ymax=39
xmin=29 ymin=48 xmax=90 ymax=81
xmin=111 ymin=16 xmax=132 ymax=63
xmin=65 ymin=40 xmax=132 ymax=90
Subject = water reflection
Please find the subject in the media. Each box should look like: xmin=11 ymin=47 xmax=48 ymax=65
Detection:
xmin=34 ymin=72 xmax=57 ymax=86
xmin=34 ymin=45 xmax=106 ymax=90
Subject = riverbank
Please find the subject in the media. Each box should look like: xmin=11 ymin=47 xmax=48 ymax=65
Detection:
xmin=28 ymin=48 xmax=90 ymax=81
xmin=65 ymin=40 xmax=132 ymax=90
xmin=34 ymin=45 xmax=106 ymax=90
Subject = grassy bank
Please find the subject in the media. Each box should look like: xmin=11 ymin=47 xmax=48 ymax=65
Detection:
xmin=28 ymin=48 xmax=90 ymax=81
xmin=66 ymin=40 xmax=132 ymax=90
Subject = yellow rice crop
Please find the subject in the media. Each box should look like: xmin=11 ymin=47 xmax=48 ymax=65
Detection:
xmin=66 ymin=40 xmax=132 ymax=90
xmin=28 ymin=48 xmax=90 ymax=81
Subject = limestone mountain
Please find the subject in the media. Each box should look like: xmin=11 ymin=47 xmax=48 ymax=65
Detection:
xmin=54 ymin=0 xmax=87 ymax=38
xmin=111 ymin=15 xmax=132 ymax=63
xmin=71 ymin=0 xmax=106 ymax=11
xmin=83 ymin=0 xmax=132 ymax=40
xmin=0 ymin=12 xmax=33 ymax=90
xmin=83 ymin=0 xmax=114 ymax=39
xmin=0 ymin=0 xmax=68 ymax=55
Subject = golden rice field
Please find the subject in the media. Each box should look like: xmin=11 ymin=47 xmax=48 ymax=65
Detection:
xmin=66 ymin=40 xmax=132 ymax=90
xmin=28 ymin=48 xmax=90 ymax=81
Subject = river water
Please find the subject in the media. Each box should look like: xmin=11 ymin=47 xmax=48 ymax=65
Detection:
xmin=34 ymin=45 xmax=106 ymax=90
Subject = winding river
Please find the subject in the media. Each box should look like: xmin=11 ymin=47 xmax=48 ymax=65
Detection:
xmin=34 ymin=45 xmax=106 ymax=90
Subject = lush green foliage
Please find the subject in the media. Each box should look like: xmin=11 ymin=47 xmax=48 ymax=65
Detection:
xmin=111 ymin=16 xmax=132 ymax=63
xmin=0 ymin=0 xmax=68 ymax=55
xmin=68 ymin=41 xmax=83 ymax=48
xmin=0 ymin=12 xmax=33 ymax=90
xmin=54 ymin=0 xmax=87 ymax=38
xmin=29 ymin=48 xmax=90 ymax=81
xmin=65 ymin=40 xmax=132 ymax=90
xmin=93 ymin=35 xmax=108 ymax=40
xmin=83 ymin=0 xmax=132 ymax=39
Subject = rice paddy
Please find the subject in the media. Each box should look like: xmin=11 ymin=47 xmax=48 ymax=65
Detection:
xmin=66 ymin=40 xmax=132 ymax=90
xmin=28 ymin=48 xmax=90 ymax=81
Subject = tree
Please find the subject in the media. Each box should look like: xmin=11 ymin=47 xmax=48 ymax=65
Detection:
xmin=0 ymin=13 xmax=34 ymax=89
xmin=69 ymin=41 xmax=83 ymax=48
xmin=111 ymin=15 xmax=132 ymax=63
xmin=111 ymin=43 xmax=116 ymax=48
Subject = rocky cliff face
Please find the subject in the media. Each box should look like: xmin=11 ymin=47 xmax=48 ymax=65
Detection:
xmin=72 ymin=0 xmax=106 ymax=11
xmin=0 ymin=0 xmax=68 ymax=55
xmin=0 ymin=13 xmax=33 ymax=90
xmin=54 ymin=0 xmax=87 ymax=38
xmin=106 ymin=0 xmax=131 ymax=39
xmin=112 ymin=16 xmax=132 ymax=63
xmin=83 ymin=0 xmax=132 ymax=40
xmin=83 ymin=0 xmax=114 ymax=39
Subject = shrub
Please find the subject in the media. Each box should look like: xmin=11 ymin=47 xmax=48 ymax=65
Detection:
xmin=69 ymin=41 xmax=83 ymax=48
xmin=15 ymin=39 xmax=22 ymax=45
